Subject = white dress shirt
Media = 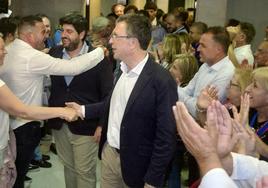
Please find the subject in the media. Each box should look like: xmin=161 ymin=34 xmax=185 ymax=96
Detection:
xmin=107 ymin=54 xmax=149 ymax=149
xmin=231 ymin=152 xmax=268 ymax=188
xmin=177 ymin=56 xmax=234 ymax=117
xmin=199 ymin=168 xmax=237 ymax=188
xmin=234 ymin=44 xmax=254 ymax=65
xmin=0 ymin=79 xmax=10 ymax=151
xmin=0 ymin=39 xmax=104 ymax=130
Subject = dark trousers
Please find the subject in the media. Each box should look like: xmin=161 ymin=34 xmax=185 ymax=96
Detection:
xmin=13 ymin=121 xmax=41 ymax=188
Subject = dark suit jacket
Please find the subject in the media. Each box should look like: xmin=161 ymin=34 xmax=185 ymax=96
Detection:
xmin=99 ymin=56 xmax=178 ymax=187
xmin=47 ymin=44 xmax=113 ymax=135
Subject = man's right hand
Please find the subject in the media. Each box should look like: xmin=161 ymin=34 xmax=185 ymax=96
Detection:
xmin=65 ymin=102 xmax=84 ymax=120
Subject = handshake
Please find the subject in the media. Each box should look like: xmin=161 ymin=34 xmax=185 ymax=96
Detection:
xmin=59 ymin=102 xmax=84 ymax=122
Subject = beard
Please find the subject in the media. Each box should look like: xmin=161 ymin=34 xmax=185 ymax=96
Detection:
xmin=62 ymin=37 xmax=80 ymax=51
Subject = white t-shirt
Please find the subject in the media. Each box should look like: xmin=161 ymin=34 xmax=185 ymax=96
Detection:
xmin=0 ymin=79 xmax=10 ymax=150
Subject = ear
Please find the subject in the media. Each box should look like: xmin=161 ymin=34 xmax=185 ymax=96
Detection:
xmin=79 ymin=31 xmax=86 ymax=40
xmin=240 ymin=33 xmax=246 ymax=42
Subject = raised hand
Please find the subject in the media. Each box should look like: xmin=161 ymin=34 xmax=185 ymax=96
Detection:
xmin=232 ymin=93 xmax=250 ymax=127
xmin=65 ymin=102 xmax=84 ymax=120
xmin=173 ymin=102 xmax=221 ymax=175
xmin=232 ymin=119 xmax=257 ymax=157
xmin=211 ymin=101 xmax=238 ymax=158
xmin=197 ymin=85 xmax=218 ymax=110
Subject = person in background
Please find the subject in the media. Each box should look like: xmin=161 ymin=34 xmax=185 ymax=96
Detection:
xmin=124 ymin=4 xmax=138 ymax=14
xmin=228 ymin=22 xmax=256 ymax=66
xmin=36 ymin=14 xmax=54 ymax=49
xmin=189 ymin=22 xmax=208 ymax=67
xmin=144 ymin=1 xmax=166 ymax=47
xmin=168 ymin=54 xmax=198 ymax=188
xmin=177 ymin=26 xmax=234 ymax=118
xmin=111 ymin=3 xmax=125 ymax=18
xmin=0 ymin=16 xmax=20 ymax=46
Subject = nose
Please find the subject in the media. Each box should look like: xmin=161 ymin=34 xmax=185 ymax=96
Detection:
xmin=109 ymin=37 xmax=113 ymax=45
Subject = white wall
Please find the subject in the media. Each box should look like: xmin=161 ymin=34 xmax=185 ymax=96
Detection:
xmin=195 ymin=0 xmax=228 ymax=27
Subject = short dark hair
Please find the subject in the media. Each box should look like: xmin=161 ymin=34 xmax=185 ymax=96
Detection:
xmin=18 ymin=15 xmax=43 ymax=34
xmin=191 ymin=22 xmax=208 ymax=34
xmin=0 ymin=17 xmax=20 ymax=39
xmin=36 ymin=13 xmax=49 ymax=19
xmin=239 ymin=22 xmax=256 ymax=44
xmin=117 ymin=14 xmax=151 ymax=50
xmin=206 ymin=26 xmax=230 ymax=54
xmin=60 ymin=13 xmax=88 ymax=40
xmin=124 ymin=4 xmax=138 ymax=14
xmin=144 ymin=1 xmax=157 ymax=11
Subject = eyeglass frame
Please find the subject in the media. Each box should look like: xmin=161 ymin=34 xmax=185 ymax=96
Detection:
xmin=109 ymin=33 xmax=135 ymax=40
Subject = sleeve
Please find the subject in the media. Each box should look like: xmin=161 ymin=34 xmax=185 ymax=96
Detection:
xmin=177 ymin=70 xmax=200 ymax=118
xmin=0 ymin=79 xmax=5 ymax=87
xmin=144 ymin=74 xmax=178 ymax=186
xmin=231 ymin=152 xmax=268 ymax=187
xmin=199 ymin=168 xmax=238 ymax=188
xmin=28 ymin=47 xmax=104 ymax=76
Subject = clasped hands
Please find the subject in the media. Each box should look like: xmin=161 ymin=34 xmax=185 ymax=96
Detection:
xmin=59 ymin=102 xmax=84 ymax=122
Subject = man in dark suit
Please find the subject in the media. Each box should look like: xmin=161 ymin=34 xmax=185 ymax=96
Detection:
xmin=99 ymin=14 xmax=178 ymax=188
xmin=48 ymin=13 xmax=113 ymax=188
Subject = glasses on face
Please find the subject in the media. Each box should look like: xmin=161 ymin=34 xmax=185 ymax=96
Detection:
xmin=109 ymin=33 xmax=133 ymax=40
xmin=229 ymin=81 xmax=241 ymax=89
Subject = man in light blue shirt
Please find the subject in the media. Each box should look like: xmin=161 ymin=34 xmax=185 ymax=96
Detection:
xmin=177 ymin=26 xmax=234 ymax=118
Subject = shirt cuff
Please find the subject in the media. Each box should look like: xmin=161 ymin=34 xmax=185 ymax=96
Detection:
xmin=81 ymin=105 xmax=85 ymax=119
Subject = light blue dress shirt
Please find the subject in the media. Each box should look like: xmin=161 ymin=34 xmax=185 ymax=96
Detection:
xmin=177 ymin=56 xmax=235 ymax=118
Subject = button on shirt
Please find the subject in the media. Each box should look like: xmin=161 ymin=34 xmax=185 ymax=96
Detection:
xmin=177 ymin=56 xmax=234 ymax=118
xmin=107 ymin=54 xmax=149 ymax=149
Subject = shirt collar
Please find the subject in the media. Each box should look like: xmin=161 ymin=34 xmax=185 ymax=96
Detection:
xmin=62 ymin=42 xmax=89 ymax=59
xmin=120 ymin=53 xmax=149 ymax=75
xmin=234 ymin=44 xmax=251 ymax=52
xmin=207 ymin=56 xmax=230 ymax=71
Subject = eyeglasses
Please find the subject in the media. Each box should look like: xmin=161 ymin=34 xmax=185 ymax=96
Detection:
xmin=109 ymin=33 xmax=134 ymax=39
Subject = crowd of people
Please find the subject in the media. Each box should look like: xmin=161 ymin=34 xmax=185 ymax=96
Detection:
xmin=0 ymin=1 xmax=268 ymax=188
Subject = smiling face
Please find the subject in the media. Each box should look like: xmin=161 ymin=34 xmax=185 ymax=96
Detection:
xmin=247 ymin=76 xmax=268 ymax=109
xmin=31 ymin=22 xmax=46 ymax=50
xmin=61 ymin=24 xmax=84 ymax=52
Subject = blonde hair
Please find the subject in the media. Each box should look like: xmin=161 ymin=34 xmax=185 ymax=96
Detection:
xmin=171 ymin=54 xmax=198 ymax=86
xmin=234 ymin=68 xmax=252 ymax=93
xmin=162 ymin=34 xmax=182 ymax=65
xmin=178 ymin=32 xmax=191 ymax=52
xmin=252 ymin=67 xmax=268 ymax=91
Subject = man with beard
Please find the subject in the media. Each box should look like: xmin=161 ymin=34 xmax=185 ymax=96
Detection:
xmin=48 ymin=13 xmax=113 ymax=188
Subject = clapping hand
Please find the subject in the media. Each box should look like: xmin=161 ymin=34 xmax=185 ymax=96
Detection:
xmin=197 ymin=85 xmax=218 ymax=110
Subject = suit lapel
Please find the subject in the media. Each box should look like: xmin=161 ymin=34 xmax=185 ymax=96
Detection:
xmin=123 ymin=57 xmax=154 ymax=117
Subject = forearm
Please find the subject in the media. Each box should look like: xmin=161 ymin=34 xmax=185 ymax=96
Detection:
xmin=198 ymin=153 xmax=223 ymax=177
xmin=220 ymin=153 xmax=233 ymax=176
xmin=12 ymin=105 xmax=66 ymax=120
